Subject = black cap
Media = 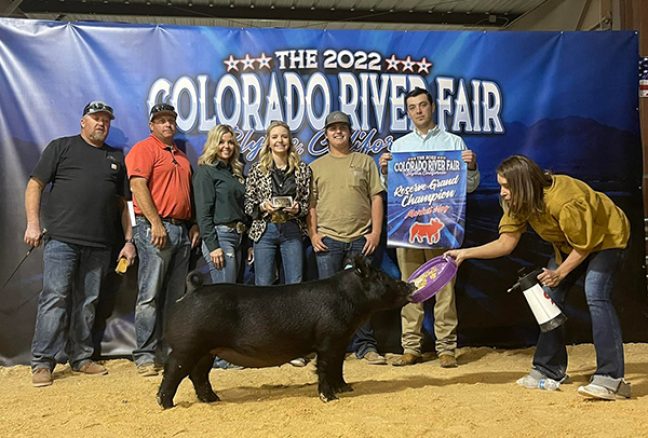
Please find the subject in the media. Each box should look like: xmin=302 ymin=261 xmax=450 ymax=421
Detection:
xmin=82 ymin=101 xmax=115 ymax=119
xmin=149 ymin=103 xmax=177 ymax=122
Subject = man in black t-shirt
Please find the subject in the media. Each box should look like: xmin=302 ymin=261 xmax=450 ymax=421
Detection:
xmin=24 ymin=101 xmax=136 ymax=387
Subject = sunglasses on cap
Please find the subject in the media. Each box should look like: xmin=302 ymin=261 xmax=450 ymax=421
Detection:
xmin=150 ymin=103 xmax=177 ymax=122
xmin=151 ymin=103 xmax=176 ymax=113
xmin=83 ymin=101 xmax=115 ymax=119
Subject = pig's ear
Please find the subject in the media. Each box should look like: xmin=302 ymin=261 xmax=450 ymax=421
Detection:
xmin=186 ymin=270 xmax=204 ymax=292
xmin=353 ymin=255 xmax=370 ymax=277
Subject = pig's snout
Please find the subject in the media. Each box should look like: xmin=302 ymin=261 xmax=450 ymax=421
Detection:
xmin=405 ymin=282 xmax=417 ymax=302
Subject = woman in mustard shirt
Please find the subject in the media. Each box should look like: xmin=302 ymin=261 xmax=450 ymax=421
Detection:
xmin=446 ymin=155 xmax=630 ymax=400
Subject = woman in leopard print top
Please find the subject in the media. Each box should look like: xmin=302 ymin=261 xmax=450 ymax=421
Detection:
xmin=244 ymin=120 xmax=312 ymax=287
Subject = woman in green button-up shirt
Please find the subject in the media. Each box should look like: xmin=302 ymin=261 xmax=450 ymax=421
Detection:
xmin=193 ymin=124 xmax=247 ymax=285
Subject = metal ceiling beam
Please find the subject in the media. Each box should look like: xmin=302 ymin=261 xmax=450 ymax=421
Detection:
xmin=1 ymin=0 xmax=24 ymax=15
xmin=19 ymin=1 xmax=518 ymax=27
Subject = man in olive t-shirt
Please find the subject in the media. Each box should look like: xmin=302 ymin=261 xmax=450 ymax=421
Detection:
xmin=307 ymin=111 xmax=387 ymax=365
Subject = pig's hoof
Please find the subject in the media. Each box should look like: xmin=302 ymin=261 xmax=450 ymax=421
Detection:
xmin=157 ymin=395 xmax=175 ymax=410
xmin=197 ymin=391 xmax=220 ymax=403
xmin=319 ymin=392 xmax=339 ymax=402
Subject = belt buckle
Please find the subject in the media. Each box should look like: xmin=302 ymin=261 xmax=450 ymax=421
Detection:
xmin=271 ymin=211 xmax=288 ymax=224
xmin=235 ymin=222 xmax=246 ymax=234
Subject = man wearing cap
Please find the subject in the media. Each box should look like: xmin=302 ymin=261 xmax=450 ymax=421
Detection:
xmin=125 ymin=103 xmax=200 ymax=377
xmin=25 ymin=101 xmax=136 ymax=387
xmin=380 ymin=87 xmax=480 ymax=368
xmin=307 ymin=110 xmax=387 ymax=365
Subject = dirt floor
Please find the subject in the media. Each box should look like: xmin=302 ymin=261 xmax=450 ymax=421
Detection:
xmin=3 ymin=343 xmax=648 ymax=437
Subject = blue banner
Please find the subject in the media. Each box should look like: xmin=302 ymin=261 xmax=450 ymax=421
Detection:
xmin=0 ymin=19 xmax=640 ymax=181
xmin=387 ymin=151 xmax=467 ymax=249
xmin=0 ymin=18 xmax=643 ymax=365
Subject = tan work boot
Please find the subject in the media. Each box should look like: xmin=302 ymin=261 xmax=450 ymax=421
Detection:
xmin=32 ymin=368 xmax=53 ymax=387
xmin=75 ymin=361 xmax=108 ymax=375
xmin=392 ymin=353 xmax=423 ymax=367
xmin=439 ymin=354 xmax=458 ymax=368
xmin=363 ymin=351 xmax=387 ymax=365
xmin=137 ymin=363 xmax=159 ymax=377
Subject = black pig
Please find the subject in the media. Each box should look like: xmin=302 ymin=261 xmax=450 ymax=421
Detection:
xmin=157 ymin=256 xmax=413 ymax=408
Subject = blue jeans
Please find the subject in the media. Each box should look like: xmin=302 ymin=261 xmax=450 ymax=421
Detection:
xmin=533 ymin=249 xmax=625 ymax=384
xmin=253 ymin=221 xmax=303 ymax=285
xmin=31 ymin=239 xmax=110 ymax=371
xmin=201 ymin=225 xmax=243 ymax=369
xmin=315 ymin=235 xmax=379 ymax=358
xmin=201 ymin=225 xmax=242 ymax=284
xmin=133 ymin=218 xmax=191 ymax=366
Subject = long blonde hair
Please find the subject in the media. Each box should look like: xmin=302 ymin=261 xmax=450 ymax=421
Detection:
xmin=198 ymin=124 xmax=244 ymax=181
xmin=258 ymin=120 xmax=301 ymax=175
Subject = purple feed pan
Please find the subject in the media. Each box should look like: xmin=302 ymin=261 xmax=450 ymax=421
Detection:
xmin=407 ymin=256 xmax=458 ymax=303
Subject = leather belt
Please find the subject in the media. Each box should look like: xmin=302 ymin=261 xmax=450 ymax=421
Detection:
xmin=137 ymin=215 xmax=187 ymax=226
xmin=161 ymin=217 xmax=187 ymax=225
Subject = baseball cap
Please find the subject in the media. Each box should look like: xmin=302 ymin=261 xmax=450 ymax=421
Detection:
xmin=82 ymin=101 xmax=115 ymax=119
xmin=324 ymin=111 xmax=351 ymax=129
xmin=149 ymin=103 xmax=177 ymax=122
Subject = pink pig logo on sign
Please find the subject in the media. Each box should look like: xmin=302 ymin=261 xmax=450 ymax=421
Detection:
xmin=408 ymin=218 xmax=445 ymax=245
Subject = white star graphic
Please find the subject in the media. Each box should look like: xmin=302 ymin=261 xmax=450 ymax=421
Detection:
xmin=417 ymin=57 xmax=432 ymax=75
xmin=257 ymin=52 xmax=272 ymax=69
xmin=385 ymin=54 xmax=400 ymax=71
xmin=401 ymin=56 xmax=415 ymax=72
xmin=241 ymin=54 xmax=256 ymax=71
xmin=224 ymin=55 xmax=240 ymax=72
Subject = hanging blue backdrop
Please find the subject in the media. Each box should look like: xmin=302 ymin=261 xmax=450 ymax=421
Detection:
xmin=0 ymin=18 xmax=644 ymax=365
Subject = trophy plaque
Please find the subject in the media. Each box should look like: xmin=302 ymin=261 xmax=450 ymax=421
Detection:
xmin=271 ymin=196 xmax=293 ymax=209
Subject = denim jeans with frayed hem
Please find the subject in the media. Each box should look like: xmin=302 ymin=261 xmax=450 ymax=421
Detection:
xmin=253 ymin=221 xmax=303 ymax=286
xmin=132 ymin=218 xmax=191 ymax=366
xmin=533 ymin=248 xmax=625 ymax=386
xmin=31 ymin=239 xmax=110 ymax=371
xmin=315 ymin=235 xmax=379 ymax=359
